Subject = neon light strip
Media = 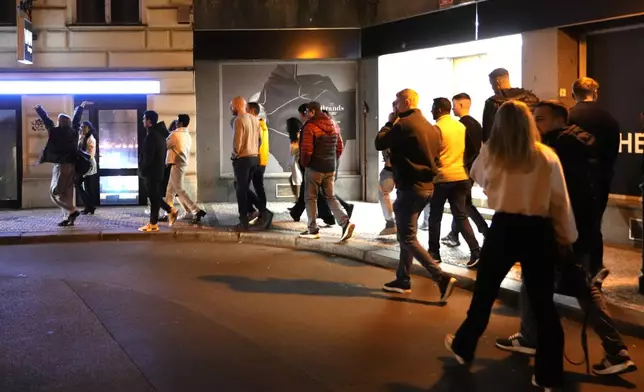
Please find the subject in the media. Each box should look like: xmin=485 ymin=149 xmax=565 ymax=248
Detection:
xmin=0 ymin=80 xmax=161 ymax=95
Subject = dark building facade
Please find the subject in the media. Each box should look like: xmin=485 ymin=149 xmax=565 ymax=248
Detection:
xmin=194 ymin=0 xmax=644 ymax=246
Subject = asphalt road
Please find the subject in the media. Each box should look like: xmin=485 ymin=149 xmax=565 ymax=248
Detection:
xmin=0 ymin=242 xmax=641 ymax=392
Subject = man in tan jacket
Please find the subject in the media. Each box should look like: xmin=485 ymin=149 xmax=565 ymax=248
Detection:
xmin=165 ymin=114 xmax=206 ymax=224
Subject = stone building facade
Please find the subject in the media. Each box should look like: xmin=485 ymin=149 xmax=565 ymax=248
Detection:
xmin=0 ymin=0 xmax=195 ymax=208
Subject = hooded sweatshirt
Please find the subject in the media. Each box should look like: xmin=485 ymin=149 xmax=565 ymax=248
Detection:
xmin=166 ymin=127 xmax=192 ymax=166
xmin=482 ymin=88 xmax=539 ymax=142
xmin=300 ymin=113 xmax=343 ymax=173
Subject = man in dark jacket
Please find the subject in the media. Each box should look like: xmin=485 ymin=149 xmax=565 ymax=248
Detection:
xmin=138 ymin=110 xmax=178 ymax=232
xmin=375 ymin=88 xmax=457 ymax=303
xmin=482 ymin=68 xmax=539 ymax=142
xmin=441 ymin=93 xmax=489 ymax=251
xmin=34 ymin=101 xmax=90 ymax=227
xmin=289 ymin=103 xmax=335 ymax=226
xmin=299 ymin=101 xmax=355 ymax=241
xmin=569 ymin=77 xmax=620 ymax=278
xmin=496 ymin=100 xmax=636 ymax=376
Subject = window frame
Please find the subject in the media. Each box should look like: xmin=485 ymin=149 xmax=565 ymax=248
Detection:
xmin=74 ymin=0 xmax=143 ymax=26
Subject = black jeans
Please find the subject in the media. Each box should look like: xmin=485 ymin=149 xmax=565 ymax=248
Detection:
xmin=448 ymin=180 xmax=488 ymax=236
xmin=590 ymin=177 xmax=611 ymax=276
xmin=519 ymin=251 xmax=626 ymax=357
xmin=233 ymin=156 xmax=259 ymax=227
xmin=75 ymin=174 xmax=97 ymax=210
xmin=247 ymin=165 xmax=268 ymax=213
xmin=428 ymin=180 xmax=480 ymax=253
xmin=394 ymin=189 xmax=445 ymax=283
xmin=452 ymin=213 xmax=563 ymax=388
xmin=145 ymin=177 xmax=173 ymax=225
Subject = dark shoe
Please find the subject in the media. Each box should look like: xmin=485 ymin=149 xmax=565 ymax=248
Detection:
xmin=57 ymin=220 xmax=69 ymax=227
xmin=438 ymin=275 xmax=456 ymax=302
xmin=289 ymin=209 xmax=300 ymax=222
xmin=260 ymin=210 xmax=274 ymax=230
xmin=340 ymin=222 xmax=355 ymax=242
xmin=158 ymin=215 xmax=169 ymax=222
xmin=429 ymin=250 xmax=442 ymax=263
xmin=299 ymin=229 xmax=320 ymax=239
xmin=441 ymin=232 xmax=460 ymax=247
xmin=445 ymin=334 xmax=467 ymax=365
xmin=495 ymin=333 xmax=536 ymax=355
xmin=81 ymin=207 xmax=95 ymax=215
xmin=466 ymin=249 xmax=481 ymax=269
xmin=67 ymin=211 xmax=80 ymax=226
xmin=346 ymin=203 xmax=354 ymax=219
xmin=592 ymin=350 xmax=637 ymax=376
xmin=228 ymin=223 xmax=249 ymax=233
xmin=191 ymin=210 xmax=207 ymax=224
xmin=531 ymin=375 xmax=561 ymax=391
xmin=382 ymin=279 xmax=411 ymax=294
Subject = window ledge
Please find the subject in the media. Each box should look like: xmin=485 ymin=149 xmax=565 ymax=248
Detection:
xmin=66 ymin=24 xmax=148 ymax=31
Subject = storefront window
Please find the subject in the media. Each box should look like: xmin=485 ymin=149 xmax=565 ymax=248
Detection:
xmin=376 ymin=34 xmax=523 ymax=195
xmin=100 ymin=175 xmax=139 ymax=205
xmin=97 ymin=109 xmax=139 ymax=169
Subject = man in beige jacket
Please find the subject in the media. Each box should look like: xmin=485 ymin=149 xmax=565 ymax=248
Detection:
xmin=165 ymin=114 xmax=206 ymax=224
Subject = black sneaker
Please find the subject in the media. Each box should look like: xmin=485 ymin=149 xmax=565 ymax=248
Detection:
xmin=260 ymin=210 xmax=274 ymax=230
xmin=382 ymin=279 xmax=411 ymax=294
xmin=299 ymin=229 xmax=320 ymax=239
xmin=191 ymin=210 xmax=207 ymax=224
xmin=445 ymin=334 xmax=467 ymax=365
xmin=592 ymin=350 xmax=637 ymax=376
xmin=66 ymin=210 xmax=80 ymax=226
xmin=466 ymin=250 xmax=481 ymax=269
xmin=429 ymin=250 xmax=442 ymax=263
xmin=495 ymin=333 xmax=536 ymax=355
xmin=340 ymin=222 xmax=355 ymax=241
xmin=438 ymin=275 xmax=457 ymax=302
xmin=531 ymin=375 xmax=560 ymax=392
xmin=441 ymin=233 xmax=460 ymax=247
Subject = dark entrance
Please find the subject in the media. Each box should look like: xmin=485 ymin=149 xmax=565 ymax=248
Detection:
xmin=0 ymin=96 xmax=22 ymax=209
xmin=74 ymin=95 xmax=147 ymax=206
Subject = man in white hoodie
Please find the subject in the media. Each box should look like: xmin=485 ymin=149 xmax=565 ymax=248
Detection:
xmin=165 ymin=114 xmax=206 ymax=224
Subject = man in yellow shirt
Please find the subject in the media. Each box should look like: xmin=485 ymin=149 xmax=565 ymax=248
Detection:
xmin=246 ymin=102 xmax=273 ymax=228
xmin=427 ymin=97 xmax=481 ymax=267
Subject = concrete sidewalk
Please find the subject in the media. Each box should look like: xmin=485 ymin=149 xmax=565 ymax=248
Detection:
xmin=0 ymin=201 xmax=643 ymax=336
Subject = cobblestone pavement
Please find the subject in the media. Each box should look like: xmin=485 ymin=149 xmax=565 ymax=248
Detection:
xmin=0 ymin=201 xmax=642 ymax=311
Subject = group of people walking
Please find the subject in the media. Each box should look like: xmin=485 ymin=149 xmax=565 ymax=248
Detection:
xmin=35 ymin=102 xmax=206 ymax=231
xmin=375 ymin=68 xmax=635 ymax=391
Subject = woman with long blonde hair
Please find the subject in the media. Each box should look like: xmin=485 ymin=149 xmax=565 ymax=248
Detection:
xmin=445 ymin=101 xmax=577 ymax=391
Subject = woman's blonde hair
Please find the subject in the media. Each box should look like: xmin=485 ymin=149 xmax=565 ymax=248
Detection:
xmin=487 ymin=100 xmax=541 ymax=171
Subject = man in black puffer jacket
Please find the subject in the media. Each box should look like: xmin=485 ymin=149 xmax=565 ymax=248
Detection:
xmin=138 ymin=110 xmax=178 ymax=232
xmin=34 ymin=101 xmax=90 ymax=227
xmin=482 ymin=68 xmax=539 ymax=142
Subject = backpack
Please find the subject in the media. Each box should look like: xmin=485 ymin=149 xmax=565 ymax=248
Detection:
xmin=74 ymin=149 xmax=92 ymax=176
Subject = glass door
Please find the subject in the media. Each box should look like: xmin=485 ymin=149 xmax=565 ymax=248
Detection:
xmin=76 ymin=95 xmax=147 ymax=206
xmin=0 ymin=97 xmax=22 ymax=209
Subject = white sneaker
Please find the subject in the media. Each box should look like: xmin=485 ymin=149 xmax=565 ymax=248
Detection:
xmin=138 ymin=223 xmax=159 ymax=232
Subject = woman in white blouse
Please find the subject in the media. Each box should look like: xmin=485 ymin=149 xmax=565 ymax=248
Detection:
xmin=76 ymin=121 xmax=98 ymax=214
xmin=445 ymin=101 xmax=577 ymax=391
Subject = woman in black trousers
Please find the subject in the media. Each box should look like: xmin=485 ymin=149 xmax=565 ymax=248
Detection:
xmin=76 ymin=121 xmax=98 ymax=214
xmin=445 ymin=101 xmax=577 ymax=391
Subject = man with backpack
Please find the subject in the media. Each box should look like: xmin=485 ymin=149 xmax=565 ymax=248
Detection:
xmin=482 ymin=68 xmax=539 ymax=142
xmin=495 ymin=101 xmax=636 ymax=376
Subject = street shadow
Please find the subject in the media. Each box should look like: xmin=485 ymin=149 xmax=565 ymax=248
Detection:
xmin=387 ymin=352 xmax=637 ymax=392
xmin=199 ymin=275 xmax=445 ymax=307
